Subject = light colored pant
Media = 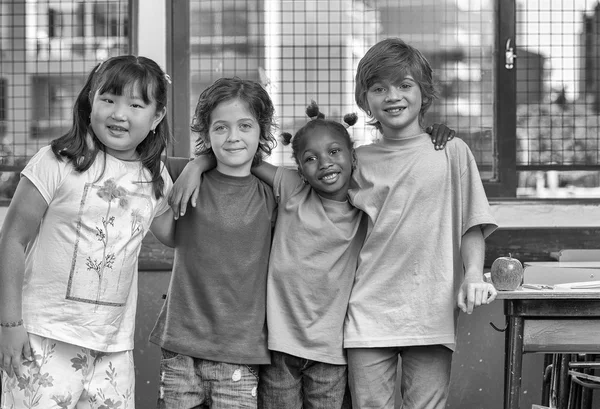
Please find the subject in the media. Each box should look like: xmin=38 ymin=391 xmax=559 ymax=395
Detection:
xmin=1 ymin=333 xmax=135 ymax=409
xmin=347 ymin=345 xmax=452 ymax=409
xmin=157 ymin=348 xmax=259 ymax=408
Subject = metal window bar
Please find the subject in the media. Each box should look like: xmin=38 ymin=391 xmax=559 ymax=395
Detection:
xmin=0 ymin=0 xmax=130 ymax=191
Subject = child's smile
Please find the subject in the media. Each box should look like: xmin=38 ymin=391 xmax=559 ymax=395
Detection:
xmin=367 ymin=75 xmax=423 ymax=139
xmin=297 ymin=129 xmax=353 ymax=202
xmin=90 ymin=85 xmax=165 ymax=161
xmin=208 ymin=98 xmax=260 ymax=177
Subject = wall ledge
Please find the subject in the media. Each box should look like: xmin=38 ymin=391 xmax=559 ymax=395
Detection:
xmin=489 ymin=200 xmax=600 ymax=229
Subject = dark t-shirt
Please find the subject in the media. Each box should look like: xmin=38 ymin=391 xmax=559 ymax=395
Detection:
xmin=150 ymin=159 xmax=277 ymax=364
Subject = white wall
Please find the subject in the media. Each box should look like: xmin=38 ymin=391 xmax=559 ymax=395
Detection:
xmin=137 ymin=0 xmax=167 ymax=69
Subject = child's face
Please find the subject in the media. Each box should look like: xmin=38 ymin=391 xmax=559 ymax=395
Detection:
xmin=366 ymin=75 xmax=423 ymax=139
xmin=208 ymin=98 xmax=260 ymax=177
xmin=90 ymin=82 xmax=165 ymax=160
xmin=296 ymin=129 xmax=353 ymax=202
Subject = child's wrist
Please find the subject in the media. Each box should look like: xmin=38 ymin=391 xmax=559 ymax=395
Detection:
xmin=464 ymin=270 xmax=484 ymax=281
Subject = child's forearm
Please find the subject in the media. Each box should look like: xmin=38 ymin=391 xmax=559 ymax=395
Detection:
xmin=0 ymin=238 xmax=25 ymax=323
xmin=189 ymin=154 xmax=217 ymax=173
xmin=251 ymin=161 xmax=278 ymax=186
xmin=461 ymin=226 xmax=485 ymax=280
xmin=168 ymin=154 xmax=217 ymax=218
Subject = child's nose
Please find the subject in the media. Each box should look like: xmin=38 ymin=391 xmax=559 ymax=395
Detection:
xmin=385 ymin=86 xmax=403 ymax=101
xmin=319 ymin=157 xmax=333 ymax=169
xmin=111 ymin=105 xmax=127 ymax=121
xmin=226 ymin=130 xmax=240 ymax=142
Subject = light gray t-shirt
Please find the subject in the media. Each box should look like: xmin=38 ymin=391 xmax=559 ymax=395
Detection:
xmin=345 ymin=134 xmax=497 ymax=351
xmin=267 ymin=167 xmax=366 ymax=365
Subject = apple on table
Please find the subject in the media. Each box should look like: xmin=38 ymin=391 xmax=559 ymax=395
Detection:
xmin=490 ymin=254 xmax=524 ymax=291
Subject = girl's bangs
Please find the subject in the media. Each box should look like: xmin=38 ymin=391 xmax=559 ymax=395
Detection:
xmin=96 ymin=65 xmax=155 ymax=104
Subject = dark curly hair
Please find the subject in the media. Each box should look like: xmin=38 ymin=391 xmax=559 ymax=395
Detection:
xmin=191 ymin=77 xmax=277 ymax=166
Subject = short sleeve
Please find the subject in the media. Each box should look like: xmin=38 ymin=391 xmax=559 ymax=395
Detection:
xmin=21 ymin=146 xmax=72 ymax=204
xmin=458 ymin=143 xmax=498 ymax=238
xmin=272 ymin=167 xmax=305 ymax=204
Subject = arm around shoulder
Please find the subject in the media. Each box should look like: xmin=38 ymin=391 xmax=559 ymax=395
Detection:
xmin=251 ymin=161 xmax=278 ymax=186
xmin=150 ymin=208 xmax=176 ymax=248
xmin=168 ymin=154 xmax=217 ymax=218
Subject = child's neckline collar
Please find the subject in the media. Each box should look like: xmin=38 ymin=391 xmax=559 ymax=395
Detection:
xmin=379 ymin=132 xmax=429 ymax=148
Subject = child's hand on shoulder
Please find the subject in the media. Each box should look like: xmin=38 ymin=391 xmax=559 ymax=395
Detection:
xmin=457 ymin=277 xmax=497 ymax=314
xmin=425 ymin=124 xmax=456 ymax=150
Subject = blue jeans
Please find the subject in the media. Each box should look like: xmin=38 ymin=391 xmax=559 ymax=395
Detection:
xmin=347 ymin=345 xmax=452 ymax=409
xmin=258 ymin=351 xmax=351 ymax=409
xmin=157 ymin=348 xmax=259 ymax=408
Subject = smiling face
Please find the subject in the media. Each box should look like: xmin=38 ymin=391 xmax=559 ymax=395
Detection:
xmin=296 ymin=127 xmax=354 ymax=202
xmin=366 ymin=75 xmax=424 ymax=140
xmin=208 ymin=98 xmax=260 ymax=177
xmin=90 ymin=82 xmax=166 ymax=160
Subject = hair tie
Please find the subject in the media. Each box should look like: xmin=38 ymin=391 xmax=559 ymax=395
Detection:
xmin=306 ymin=100 xmax=321 ymax=120
xmin=94 ymin=60 xmax=105 ymax=73
xmin=164 ymin=74 xmax=172 ymax=85
xmin=279 ymin=132 xmax=293 ymax=146
xmin=343 ymin=113 xmax=358 ymax=128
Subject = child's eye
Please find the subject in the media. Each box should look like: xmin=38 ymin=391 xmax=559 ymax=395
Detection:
xmin=214 ymin=125 xmax=227 ymax=132
xmin=401 ymin=83 xmax=412 ymax=89
xmin=372 ymin=86 xmax=385 ymax=93
xmin=330 ymin=148 xmax=341 ymax=155
xmin=304 ymin=156 xmax=316 ymax=163
xmin=131 ymin=103 xmax=144 ymax=109
xmin=240 ymin=123 xmax=252 ymax=130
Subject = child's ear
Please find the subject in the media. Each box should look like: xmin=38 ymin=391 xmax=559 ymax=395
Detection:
xmin=297 ymin=167 xmax=307 ymax=184
xmin=152 ymin=106 xmax=167 ymax=130
xmin=351 ymin=149 xmax=358 ymax=170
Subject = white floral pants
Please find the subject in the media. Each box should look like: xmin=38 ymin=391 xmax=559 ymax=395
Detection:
xmin=1 ymin=334 xmax=134 ymax=409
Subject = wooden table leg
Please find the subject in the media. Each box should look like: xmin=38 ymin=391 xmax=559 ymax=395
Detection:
xmin=504 ymin=316 xmax=525 ymax=409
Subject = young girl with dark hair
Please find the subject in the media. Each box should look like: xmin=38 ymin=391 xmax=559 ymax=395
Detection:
xmin=0 ymin=55 xmax=175 ymax=408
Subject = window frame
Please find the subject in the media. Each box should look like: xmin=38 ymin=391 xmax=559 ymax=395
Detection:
xmin=168 ymin=0 xmax=557 ymax=199
xmin=489 ymin=0 xmax=517 ymax=198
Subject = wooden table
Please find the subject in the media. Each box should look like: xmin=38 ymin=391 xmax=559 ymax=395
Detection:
xmin=496 ymin=289 xmax=600 ymax=409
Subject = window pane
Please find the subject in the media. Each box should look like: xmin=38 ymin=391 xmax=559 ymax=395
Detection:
xmin=188 ymin=0 xmax=497 ymax=178
xmin=516 ymin=0 xmax=600 ymax=198
xmin=0 ymin=0 xmax=130 ymax=199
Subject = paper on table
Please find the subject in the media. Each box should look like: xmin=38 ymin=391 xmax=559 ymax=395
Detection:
xmin=553 ymin=280 xmax=600 ymax=290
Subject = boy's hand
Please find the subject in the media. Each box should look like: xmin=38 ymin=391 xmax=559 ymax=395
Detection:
xmin=0 ymin=326 xmax=33 ymax=378
xmin=168 ymin=162 xmax=203 ymax=219
xmin=426 ymin=124 xmax=456 ymax=150
xmin=457 ymin=279 xmax=497 ymax=314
